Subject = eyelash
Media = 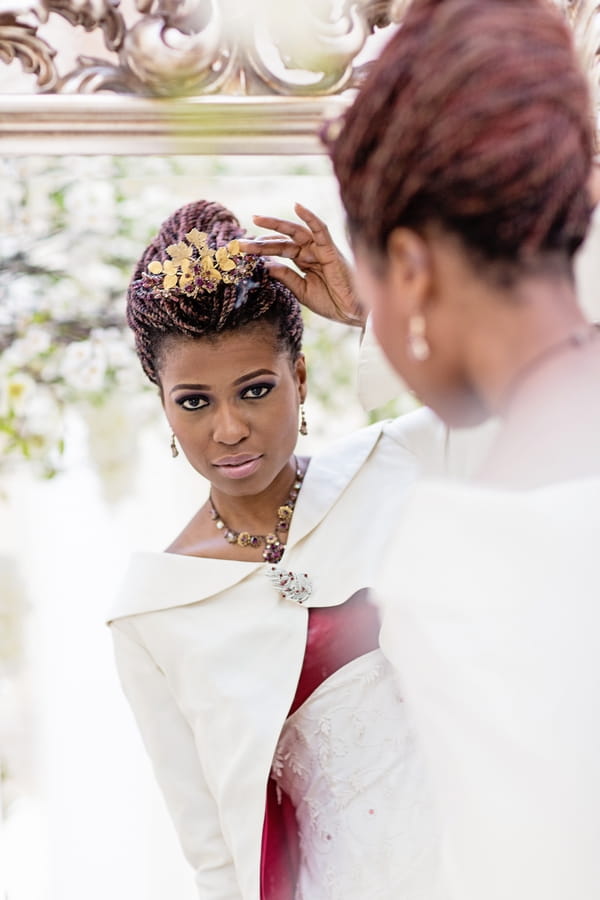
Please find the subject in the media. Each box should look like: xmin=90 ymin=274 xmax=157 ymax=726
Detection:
xmin=241 ymin=382 xmax=274 ymax=400
xmin=176 ymin=395 xmax=209 ymax=411
xmin=175 ymin=383 xmax=275 ymax=411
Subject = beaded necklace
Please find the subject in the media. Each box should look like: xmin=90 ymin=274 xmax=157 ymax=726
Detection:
xmin=209 ymin=461 xmax=304 ymax=564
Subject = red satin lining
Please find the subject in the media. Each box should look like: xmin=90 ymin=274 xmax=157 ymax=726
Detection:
xmin=260 ymin=591 xmax=381 ymax=900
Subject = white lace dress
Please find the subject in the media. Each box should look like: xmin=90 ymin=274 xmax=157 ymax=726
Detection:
xmin=271 ymin=648 xmax=441 ymax=900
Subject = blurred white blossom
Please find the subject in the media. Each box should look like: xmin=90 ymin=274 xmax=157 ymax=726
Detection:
xmin=63 ymin=180 xmax=118 ymax=236
xmin=82 ymin=393 xmax=155 ymax=503
xmin=5 ymin=329 xmax=51 ymax=366
xmin=0 ymin=153 xmax=377 ymax=493
xmin=0 ymin=157 xmax=167 ymax=487
xmin=0 ymin=372 xmax=36 ymax=417
xmin=0 ymin=555 xmax=27 ymax=674
xmin=60 ymin=340 xmax=108 ymax=393
xmin=21 ymin=388 xmax=63 ymax=440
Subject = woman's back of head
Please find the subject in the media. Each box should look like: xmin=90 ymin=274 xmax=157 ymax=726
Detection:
xmin=330 ymin=0 xmax=595 ymax=283
xmin=127 ymin=200 xmax=304 ymax=384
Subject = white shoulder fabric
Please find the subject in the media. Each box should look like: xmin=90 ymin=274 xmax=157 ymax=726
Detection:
xmin=356 ymin=316 xmax=408 ymax=412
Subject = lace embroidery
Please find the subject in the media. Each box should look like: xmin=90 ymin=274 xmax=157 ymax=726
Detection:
xmin=271 ymin=650 xmax=440 ymax=899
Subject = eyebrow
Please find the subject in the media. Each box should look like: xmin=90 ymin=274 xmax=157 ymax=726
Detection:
xmin=170 ymin=369 xmax=278 ymax=395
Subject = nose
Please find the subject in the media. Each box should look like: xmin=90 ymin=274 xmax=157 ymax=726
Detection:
xmin=212 ymin=403 xmax=250 ymax=445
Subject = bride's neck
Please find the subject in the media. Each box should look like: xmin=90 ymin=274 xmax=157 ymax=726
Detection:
xmin=209 ymin=456 xmax=302 ymax=533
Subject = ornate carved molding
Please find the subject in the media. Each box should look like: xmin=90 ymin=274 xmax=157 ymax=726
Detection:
xmin=0 ymin=0 xmax=399 ymax=97
xmin=0 ymin=0 xmax=598 ymax=155
xmin=0 ymin=93 xmax=347 ymax=153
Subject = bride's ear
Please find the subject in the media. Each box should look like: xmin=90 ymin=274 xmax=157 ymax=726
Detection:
xmin=294 ymin=353 xmax=308 ymax=403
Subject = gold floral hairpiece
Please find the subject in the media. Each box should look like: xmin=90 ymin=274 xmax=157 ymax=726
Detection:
xmin=145 ymin=229 xmax=258 ymax=297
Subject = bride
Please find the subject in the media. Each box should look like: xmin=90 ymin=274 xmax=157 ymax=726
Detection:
xmin=109 ymin=197 xmax=491 ymax=900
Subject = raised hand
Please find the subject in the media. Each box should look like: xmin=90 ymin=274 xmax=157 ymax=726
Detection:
xmin=239 ymin=203 xmax=365 ymax=328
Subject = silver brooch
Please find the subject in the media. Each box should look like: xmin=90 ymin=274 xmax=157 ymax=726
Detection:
xmin=266 ymin=566 xmax=313 ymax=605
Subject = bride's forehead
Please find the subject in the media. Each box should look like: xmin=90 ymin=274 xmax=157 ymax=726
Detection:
xmin=166 ymin=323 xmax=278 ymax=357
xmin=159 ymin=326 xmax=287 ymax=379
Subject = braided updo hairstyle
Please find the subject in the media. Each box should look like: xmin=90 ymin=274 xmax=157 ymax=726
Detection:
xmin=127 ymin=200 xmax=304 ymax=384
xmin=329 ymin=0 xmax=595 ymax=282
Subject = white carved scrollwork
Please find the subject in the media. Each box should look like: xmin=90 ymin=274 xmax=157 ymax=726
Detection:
xmin=247 ymin=1 xmax=369 ymax=95
xmin=120 ymin=1 xmax=227 ymax=96
xmin=44 ymin=0 xmax=124 ymax=51
xmin=0 ymin=15 xmax=56 ymax=89
xmin=0 ymin=0 xmax=598 ymax=154
xmin=1 ymin=0 xmax=597 ymax=100
xmin=0 ymin=0 xmax=400 ymax=97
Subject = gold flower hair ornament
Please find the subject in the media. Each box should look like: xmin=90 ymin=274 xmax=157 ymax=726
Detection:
xmin=145 ymin=229 xmax=259 ymax=298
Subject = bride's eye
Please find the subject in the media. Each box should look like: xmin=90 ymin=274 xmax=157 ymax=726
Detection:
xmin=177 ymin=395 xmax=209 ymax=410
xmin=242 ymin=383 xmax=274 ymax=400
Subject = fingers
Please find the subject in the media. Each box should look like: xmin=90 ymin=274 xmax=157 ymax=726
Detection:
xmin=251 ymin=214 xmax=313 ymax=246
xmin=293 ymin=202 xmax=333 ymax=246
xmin=263 ymin=262 xmax=306 ymax=301
xmin=249 ymin=206 xmax=334 ymax=252
xmin=238 ymin=237 xmax=301 ymax=260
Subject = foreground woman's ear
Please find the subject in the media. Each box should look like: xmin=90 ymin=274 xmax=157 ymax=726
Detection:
xmin=385 ymin=228 xmax=432 ymax=316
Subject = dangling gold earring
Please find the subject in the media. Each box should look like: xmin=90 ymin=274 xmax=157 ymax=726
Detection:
xmin=170 ymin=432 xmax=179 ymax=458
xmin=407 ymin=314 xmax=430 ymax=362
xmin=299 ymin=404 xmax=308 ymax=436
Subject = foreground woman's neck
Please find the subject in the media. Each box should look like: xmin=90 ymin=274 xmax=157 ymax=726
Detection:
xmin=466 ymin=277 xmax=600 ymax=487
xmin=477 ymin=333 xmax=600 ymax=488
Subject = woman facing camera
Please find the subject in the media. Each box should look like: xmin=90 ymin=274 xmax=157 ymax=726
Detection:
xmin=107 ymin=199 xmax=481 ymax=900
xmin=323 ymin=0 xmax=600 ymax=898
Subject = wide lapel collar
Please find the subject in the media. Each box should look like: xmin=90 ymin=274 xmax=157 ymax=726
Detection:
xmin=286 ymin=420 xmax=384 ymax=550
xmin=107 ymin=551 xmax=262 ymax=622
xmin=108 ymin=422 xmax=384 ymax=622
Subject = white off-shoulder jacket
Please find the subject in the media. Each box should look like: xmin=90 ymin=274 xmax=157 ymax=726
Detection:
xmin=108 ymin=409 xmax=491 ymax=900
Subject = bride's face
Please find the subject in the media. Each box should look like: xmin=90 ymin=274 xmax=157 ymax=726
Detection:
xmin=158 ymin=323 xmax=307 ymax=496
